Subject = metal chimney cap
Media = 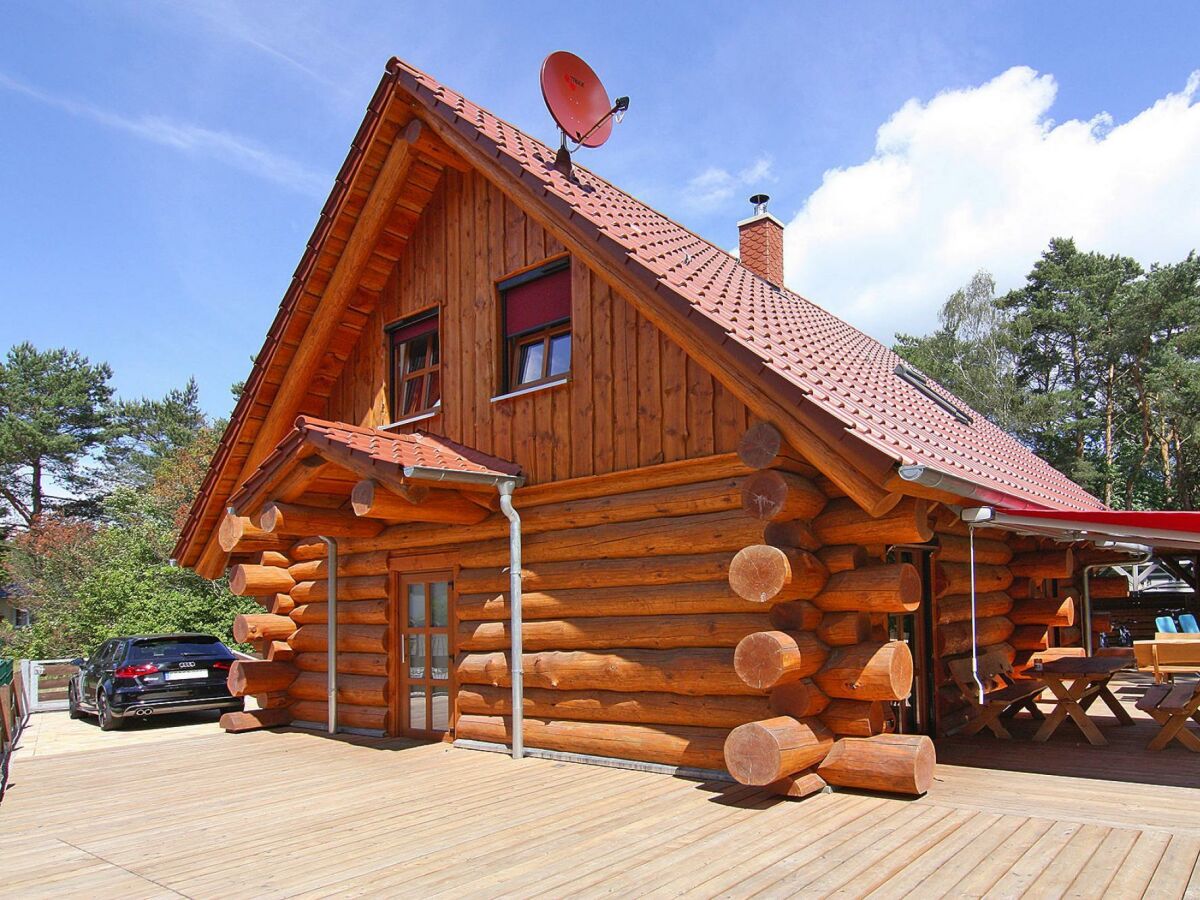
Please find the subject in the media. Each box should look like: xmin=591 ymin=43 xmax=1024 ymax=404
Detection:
xmin=749 ymin=193 xmax=770 ymax=214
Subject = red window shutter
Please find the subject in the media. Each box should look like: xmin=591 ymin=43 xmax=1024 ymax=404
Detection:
xmin=390 ymin=313 xmax=438 ymax=344
xmin=504 ymin=267 xmax=571 ymax=337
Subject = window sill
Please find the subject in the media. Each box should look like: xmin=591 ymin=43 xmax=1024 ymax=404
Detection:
xmin=380 ymin=406 xmax=442 ymax=430
xmin=489 ymin=376 xmax=569 ymax=404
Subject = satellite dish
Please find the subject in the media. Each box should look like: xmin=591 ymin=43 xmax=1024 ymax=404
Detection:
xmin=541 ymin=51 xmax=614 ymax=147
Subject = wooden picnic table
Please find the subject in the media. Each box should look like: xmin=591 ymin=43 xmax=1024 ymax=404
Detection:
xmin=1032 ymin=656 xmax=1134 ymax=746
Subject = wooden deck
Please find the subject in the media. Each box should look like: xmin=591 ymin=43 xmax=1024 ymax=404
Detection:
xmin=2 ymin=681 xmax=1198 ymax=898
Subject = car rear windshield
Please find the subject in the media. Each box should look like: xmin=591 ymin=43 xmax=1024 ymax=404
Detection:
xmin=126 ymin=637 xmax=234 ymax=661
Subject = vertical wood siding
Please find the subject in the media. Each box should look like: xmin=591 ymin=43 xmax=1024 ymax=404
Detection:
xmin=325 ymin=170 xmax=752 ymax=484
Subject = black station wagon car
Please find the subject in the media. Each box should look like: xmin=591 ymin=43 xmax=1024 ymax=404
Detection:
xmin=69 ymin=633 xmax=243 ymax=730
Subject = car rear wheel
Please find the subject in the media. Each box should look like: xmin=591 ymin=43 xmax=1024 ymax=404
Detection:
xmin=98 ymin=691 xmax=123 ymax=731
xmin=68 ymin=683 xmax=83 ymax=720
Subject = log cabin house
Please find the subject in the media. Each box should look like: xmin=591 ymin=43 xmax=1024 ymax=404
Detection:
xmin=173 ymin=57 xmax=1190 ymax=799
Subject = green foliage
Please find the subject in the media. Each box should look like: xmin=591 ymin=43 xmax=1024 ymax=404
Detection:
xmin=0 ymin=343 xmax=114 ymax=525
xmin=0 ymin=373 xmax=257 ymax=659
xmin=895 ymin=240 xmax=1200 ymax=509
xmin=895 ymin=271 xmax=1031 ymax=435
xmin=103 ymin=376 xmax=207 ymax=489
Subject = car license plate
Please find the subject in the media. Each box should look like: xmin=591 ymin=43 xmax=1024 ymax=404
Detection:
xmin=165 ymin=670 xmax=208 ymax=681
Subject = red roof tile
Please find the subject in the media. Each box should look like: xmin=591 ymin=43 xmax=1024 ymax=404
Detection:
xmin=227 ymin=416 xmax=522 ymax=513
xmin=391 ymin=59 xmax=1103 ymax=512
xmin=299 ymin=417 xmax=523 ymax=478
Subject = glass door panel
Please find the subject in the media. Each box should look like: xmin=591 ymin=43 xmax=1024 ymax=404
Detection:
xmin=397 ymin=572 xmax=453 ymax=739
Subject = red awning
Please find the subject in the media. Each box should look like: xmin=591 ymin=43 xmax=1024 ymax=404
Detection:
xmin=982 ymin=507 xmax=1200 ymax=554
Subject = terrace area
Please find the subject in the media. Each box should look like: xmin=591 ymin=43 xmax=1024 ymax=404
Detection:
xmin=1 ymin=673 xmax=1198 ymax=898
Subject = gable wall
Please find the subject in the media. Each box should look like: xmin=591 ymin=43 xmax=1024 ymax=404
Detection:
xmin=324 ymin=168 xmax=754 ymax=485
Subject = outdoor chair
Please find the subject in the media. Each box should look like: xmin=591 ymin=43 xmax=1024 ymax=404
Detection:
xmin=1180 ymin=614 xmax=1200 ymax=634
xmin=1156 ymin=616 xmax=1179 ymax=633
xmin=947 ymin=649 xmax=1046 ymax=739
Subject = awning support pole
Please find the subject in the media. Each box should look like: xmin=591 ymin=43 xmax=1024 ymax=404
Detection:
xmin=318 ymin=536 xmax=339 ymax=735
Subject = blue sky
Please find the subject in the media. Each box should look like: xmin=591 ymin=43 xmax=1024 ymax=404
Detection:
xmin=2 ymin=1 xmax=1198 ymax=420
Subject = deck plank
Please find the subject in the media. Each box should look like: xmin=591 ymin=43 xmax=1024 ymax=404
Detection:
xmin=2 ymin=694 xmax=1198 ymax=899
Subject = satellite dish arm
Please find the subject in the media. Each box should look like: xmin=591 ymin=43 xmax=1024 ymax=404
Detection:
xmin=567 ymin=96 xmax=630 ymax=149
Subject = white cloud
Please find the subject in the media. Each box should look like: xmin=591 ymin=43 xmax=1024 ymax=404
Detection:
xmin=684 ymin=155 xmax=774 ymax=212
xmin=785 ymin=67 xmax=1200 ymax=343
xmin=0 ymin=71 xmax=328 ymax=197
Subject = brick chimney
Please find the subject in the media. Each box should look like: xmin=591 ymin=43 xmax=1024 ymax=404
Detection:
xmin=738 ymin=193 xmax=785 ymax=285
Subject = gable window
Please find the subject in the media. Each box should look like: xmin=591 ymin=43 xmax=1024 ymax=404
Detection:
xmin=389 ymin=311 xmax=440 ymax=420
xmin=500 ymin=258 xmax=571 ymax=392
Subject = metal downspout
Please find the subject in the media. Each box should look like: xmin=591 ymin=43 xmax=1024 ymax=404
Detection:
xmin=968 ymin=525 xmax=985 ymax=704
xmin=318 ymin=536 xmax=339 ymax=735
xmin=497 ymin=481 xmax=524 ymax=760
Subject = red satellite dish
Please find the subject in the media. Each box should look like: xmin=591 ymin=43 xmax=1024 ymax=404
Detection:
xmin=540 ymin=51 xmax=614 ymax=148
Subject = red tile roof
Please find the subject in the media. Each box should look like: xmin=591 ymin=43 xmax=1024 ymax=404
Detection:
xmin=392 ymin=59 xmax=1103 ymax=512
xmin=227 ymin=416 xmax=522 ymax=513
xmin=302 ymin=417 xmax=522 ymax=478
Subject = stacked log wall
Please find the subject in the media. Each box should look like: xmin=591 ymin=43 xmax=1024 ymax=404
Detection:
xmin=224 ymin=541 xmax=396 ymax=732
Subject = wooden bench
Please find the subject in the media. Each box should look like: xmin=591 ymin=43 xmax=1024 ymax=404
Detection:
xmin=948 ymin=649 xmax=1046 ymax=739
xmin=1134 ymin=638 xmax=1200 ymax=683
xmin=1135 ymin=681 xmax=1200 ymax=751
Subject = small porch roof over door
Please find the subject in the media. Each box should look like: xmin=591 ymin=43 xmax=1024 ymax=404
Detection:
xmin=217 ymin=416 xmax=521 ymax=555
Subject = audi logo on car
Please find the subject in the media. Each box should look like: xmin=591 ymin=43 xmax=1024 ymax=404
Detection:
xmin=178 ymin=661 xmax=197 ymax=668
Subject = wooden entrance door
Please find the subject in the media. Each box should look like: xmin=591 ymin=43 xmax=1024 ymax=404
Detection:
xmin=396 ymin=571 xmax=454 ymax=738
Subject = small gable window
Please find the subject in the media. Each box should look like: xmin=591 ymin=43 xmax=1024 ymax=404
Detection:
xmin=500 ymin=258 xmax=571 ymax=391
xmin=389 ymin=311 xmax=440 ymax=420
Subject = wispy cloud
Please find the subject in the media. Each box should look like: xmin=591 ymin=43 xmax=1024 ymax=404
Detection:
xmin=0 ymin=71 xmax=328 ymax=197
xmin=168 ymin=0 xmax=341 ymax=92
xmin=682 ymin=155 xmax=775 ymax=212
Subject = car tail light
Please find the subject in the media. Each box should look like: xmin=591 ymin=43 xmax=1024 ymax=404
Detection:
xmin=114 ymin=663 xmax=159 ymax=678
xmin=213 ymin=660 xmax=233 ymax=670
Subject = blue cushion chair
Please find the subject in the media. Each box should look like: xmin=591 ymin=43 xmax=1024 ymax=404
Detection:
xmin=1156 ymin=616 xmax=1179 ymax=633
xmin=1179 ymin=613 xmax=1200 ymax=634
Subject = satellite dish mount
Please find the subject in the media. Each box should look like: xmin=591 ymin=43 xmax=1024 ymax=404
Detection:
xmin=540 ymin=51 xmax=629 ymax=175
